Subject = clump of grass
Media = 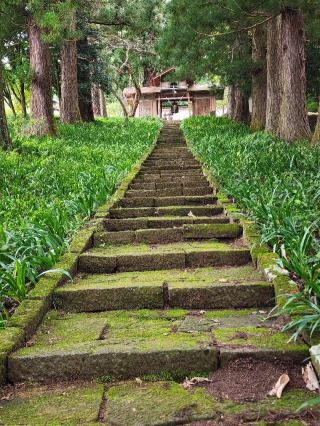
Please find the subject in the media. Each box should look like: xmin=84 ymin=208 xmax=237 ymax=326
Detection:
xmin=182 ymin=116 xmax=320 ymax=340
xmin=0 ymin=118 xmax=161 ymax=326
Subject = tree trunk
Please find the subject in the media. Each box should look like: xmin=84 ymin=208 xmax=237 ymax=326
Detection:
xmin=266 ymin=16 xmax=282 ymax=135
xmin=100 ymin=91 xmax=107 ymax=117
xmin=27 ymin=14 xmax=55 ymax=136
xmin=20 ymin=81 xmax=27 ymax=118
xmin=312 ymin=100 xmax=320 ymax=144
xmin=92 ymin=84 xmax=101 ymax=116
xmin=251 ymin=24 xmax=267 ymax=131
xmin=4 ymin=85 xmax=16 ymax=116
xmin=60 ymin=10 xmax=80 ymax=124
xmin=279 ymin=8 xmax=310 ymax=141
xmin=0 ymin=63 xmax=12 ymax=149
xmin=77 ymin=37 xmax=94 ymax=122
xmin=227 ymin=85 xmax=236 ymax=117
xmin=232 ymin=86 xmax=250 ymax=123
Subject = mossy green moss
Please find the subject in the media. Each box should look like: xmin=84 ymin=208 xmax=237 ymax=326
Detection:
xmin=69 ymin=226 xmax=94 ymax=254
xmin=214 ymin=326 xmax=307 ymax=353
xmin=14 ymin=309 xmax=211 ymax=356
xmin=0 ymin=383 xmax=103 ymax=425
xmin=93 ymin=240 xmax=245 ymax=256
xmin=7 ymin=299 xmax=49 ymax=341
xmin=104 ymin=381 xmax=316 ymax=425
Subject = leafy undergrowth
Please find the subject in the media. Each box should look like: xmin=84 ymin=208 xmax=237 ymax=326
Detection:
xmin=182 ymin=116 xmax=320 ymax=340
xmin=0 ymin=118 xmax=161 ymax=325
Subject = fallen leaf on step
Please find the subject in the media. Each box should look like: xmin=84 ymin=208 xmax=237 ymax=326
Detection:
xmin=182 ymin=377 xmax=211 ymax=390
xmin=302 ymin=363 xmax=320 ymax=391
xmin=218 ymin=278 xmax=228 ymax=283
xmin=135 ymin=378 xmax=143 ymax=386
xmin=188 ymin=211 xmax=194 ymax=217
xmin=268 ymin=374 xmax=290 ymax=398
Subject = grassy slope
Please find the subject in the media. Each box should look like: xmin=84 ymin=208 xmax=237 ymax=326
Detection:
xmin=0 ymin=118 xmax=161 ymax=322
xmin=182 ymin=116 xmax=320 ymax=338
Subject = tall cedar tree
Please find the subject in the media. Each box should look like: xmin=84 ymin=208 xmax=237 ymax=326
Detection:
xmin=0 ymin=61 xmax=12 ymax=149
xmin=60 ymin=9 xmax=81 ymax=123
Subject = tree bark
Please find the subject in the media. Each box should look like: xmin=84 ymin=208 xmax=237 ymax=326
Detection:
xmin=20 ymin=81 xmax=27 ymax=118
xmin=251 ymin=24 xmax=267 ymax=131
xmin=77 ymin=37 xmax=94 ymax=122
xmin=231 ymin=86 xmax=250 ymax=123
xmin=92 ymin=84 xmax=101 ymax=116
xmin=27 ymin=14 xmax=55 ymax=136
xmin=0 ymin=63 xmax=12 ymax=149
xmin=100 ymin=91 xmax=107 ymax=117
xmin=60 ymin=10 xmax=81 ymax=124
xmin=266 ymin=16 xmax=282 ymax=135
xmin=279 ymin=8 xmax=310 ymax=141
xmin=312 ymin=100 xmax=320 ymax=143
xmin=4 ymin=85 xmax=16 ymax=116
xmin=227 ymin=85 xmax=236 ymax=117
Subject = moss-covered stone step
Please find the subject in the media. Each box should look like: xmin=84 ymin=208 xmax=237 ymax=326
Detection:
xmin=54 ymin=265 xmax=274 ymax=312
xmin=109 ymin=205 xmax=223 ymax=219
xmin=138 ymin=169 xmax=203 ymax=177
xmin=144 ymin=158 xmax=198 ymax=164
xmin=117 ymin=195 xmax=217 ymax=208
xmin=141 ymin=181 xmax=210 ymax=190
xmin=133 ymin=176 xmax=210 ymax=186
xmin=104 ymin=215 xmax=230 ymax=231
xmin=141 ymin=163 xmax=201 ymax=170
xmin=102 ymin=381 xmax=317 ymax=426
xmin=78 ymin=240 xmax=251 ymax=273
xmin=94 ymin=223 xmax=242 ymax=246
xmin=8 ymin=310 xmax=218 ymax=383
xmin=8 ymin=309 xmax=307 ymax=383
xmin=126 ymin=187 xmax=212 ymax=198
xmin=2 ymin=379 xmax=315 ymax=425
xmin=0 ymin=382 xmax=104 ymax=425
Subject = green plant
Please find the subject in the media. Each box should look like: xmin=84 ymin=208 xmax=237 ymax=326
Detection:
xmin=182 ymin=116 xmax=320 ymax=340
xmin=0 ymin=117 xmax=161 ymax=326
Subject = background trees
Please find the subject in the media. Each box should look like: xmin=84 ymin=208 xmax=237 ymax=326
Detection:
xmin=161 ymin=0 xmax=320 ymax=142
xmin=0 ymin=0 xmax=320 ymax=143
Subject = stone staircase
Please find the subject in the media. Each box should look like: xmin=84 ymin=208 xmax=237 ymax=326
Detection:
xmin=7 ymin=123 xmax=307 ymax=386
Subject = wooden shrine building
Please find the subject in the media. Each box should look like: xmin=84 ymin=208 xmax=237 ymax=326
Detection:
xmin=123 ymin=67 xmax=216 ymax=120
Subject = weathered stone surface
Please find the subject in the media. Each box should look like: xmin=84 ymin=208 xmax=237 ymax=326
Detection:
xmin=169 ymin=282 xmax=274 ymax=309
xmin=8 ymin=310 xmax=217 ymax=383
xmin=55 ymin=266 xmax=270 ymax=312
xmin=0 ymin=383 xmax=103 ymax=425
xmin=79 ymin=241 xmax=251 ymax=273
xmin=184 ymin=223 xmax=242 ymax=240
xmin=7 ymin=299 xmax=50 ymax=341
xmin=103 ymin=381 xmax=316 ymax=426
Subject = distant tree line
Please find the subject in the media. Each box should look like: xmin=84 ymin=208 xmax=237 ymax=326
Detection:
xmin=0 ymin=0 xmax=163 ymax=148
xmin=161 ymin=0 xmax=320 ymax=143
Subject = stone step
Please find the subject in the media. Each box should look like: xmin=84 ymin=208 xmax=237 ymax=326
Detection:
xmin=109 ymin=205 xmax=223 ymax=219
xmin=125 ymin=187 xmax=212 ymax=197
xmin=8 ymin=309 xmax=307 ymax=383
xmin=133 ymin=176 xmax=210 ymax=186
xmin=117 ymin=195 xmax=217 ymax=208
xmin=78 ymin=240 xmax=251 ymax=273
xmin=94 ymin=223 xmax=242 ymax=246
xmin=103 ymin=215 xmax=231 ymax=231
xmin=139 ymin=166 xmax=203 ymax=176
xmin=130 ymin=181 xmax=211 ymax=190
xmin=141 ymin=164 xmax=201 ymax=171
xmin=54 ymin=265 xmax=274 ymax=312
xmin=136 ymin=174 xmax=205 ymax=182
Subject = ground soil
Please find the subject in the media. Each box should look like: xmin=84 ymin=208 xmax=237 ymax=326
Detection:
xmin=205 ymin=357 xmax=306 ymax=403
xmin=188 ymin=410 xmax=320 ymax=426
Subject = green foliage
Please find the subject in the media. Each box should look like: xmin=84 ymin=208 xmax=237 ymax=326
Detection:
xmin=0 ymin=117 xmax=161 ymax=325
xmin=182 ymin=116 xmax=320 ymax=339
